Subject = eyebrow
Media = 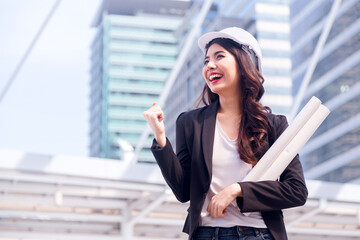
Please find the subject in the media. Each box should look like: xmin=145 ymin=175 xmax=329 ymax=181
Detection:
xmin=204 ymin=50 xmax=225 ymax=60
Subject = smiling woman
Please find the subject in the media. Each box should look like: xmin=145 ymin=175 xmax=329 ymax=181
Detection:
xmin=202 ymin=44 xmax=240 ymax=97
xmin=143 ymin=27 xmax=307 ymax=240
xmin=197 ymin=36 xmax=270 ymax=166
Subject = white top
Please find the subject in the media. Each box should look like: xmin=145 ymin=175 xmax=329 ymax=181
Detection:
xmin=199 ymin=117 xmax=266 ymax=228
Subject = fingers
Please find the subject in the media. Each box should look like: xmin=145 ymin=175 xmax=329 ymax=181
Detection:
xmin=207 ymin=196 xmax=227 ymax=218
xmin=146 ymin=103 xmax=162 ymax=114
xmin=157 ymin=112 xmax=164 ymax=122
xmin=143 ymin=103 xmax=164 ymax=122
xmin=143 ymin=103 xmax=166 ymax=144
xmin=143 ymin=109 xmax=163 ymax=122
xmin=206 ymin=184 xmax=241 ymax=218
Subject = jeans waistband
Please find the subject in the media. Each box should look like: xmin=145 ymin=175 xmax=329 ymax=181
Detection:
xmin=193 ymin=226 xmax=269 ymax=238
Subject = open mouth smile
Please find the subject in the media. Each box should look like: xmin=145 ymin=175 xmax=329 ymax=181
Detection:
xmin=209 ymin=73 xmax=223 ymax=84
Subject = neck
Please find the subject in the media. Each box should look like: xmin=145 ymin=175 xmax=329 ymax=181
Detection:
xmin=218 ymin=94 xmax=242 ymax=116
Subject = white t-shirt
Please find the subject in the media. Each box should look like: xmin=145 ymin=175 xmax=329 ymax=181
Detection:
xmin=200 ymin=117 xmax=266 ymax=228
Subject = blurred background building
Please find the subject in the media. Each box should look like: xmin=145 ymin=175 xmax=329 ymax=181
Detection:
xmin=1 ymin=0 xmax=360 ymax=239
xmin=290 ymin=0 xmax=360 ymax=183
xmin=89 ymin=0 xmax=189 ymax=161
xmin=89 ymin=0 xmax=294 ymax=162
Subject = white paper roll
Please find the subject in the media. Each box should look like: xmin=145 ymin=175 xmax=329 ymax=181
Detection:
xmin=259 ymin=104 xmax=330 ymax=181
xmin=232 ymin=96 xmax=330 ymax=211
xmin=243 ymin=96 xmax=324 ymax=182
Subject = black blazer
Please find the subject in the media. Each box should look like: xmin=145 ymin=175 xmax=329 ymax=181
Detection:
xmin=151 ymin=101 xmax=308 ymax=240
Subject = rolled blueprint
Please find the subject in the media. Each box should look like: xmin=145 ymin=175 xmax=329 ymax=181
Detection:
xmin=243 ymin=96 xmax=330 ymax=182
xmin=259 ymin=104 xmax=329 ymax=180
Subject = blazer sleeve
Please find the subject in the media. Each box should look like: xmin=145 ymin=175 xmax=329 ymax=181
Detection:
xmin=151 ymin=113 xmax=191 ymax=203
xmin=236 ymin=115 xmax=308 ymax=212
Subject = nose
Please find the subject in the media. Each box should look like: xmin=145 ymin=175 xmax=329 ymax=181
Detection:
xmin=206 ymin=60 xmax=216 ymax=70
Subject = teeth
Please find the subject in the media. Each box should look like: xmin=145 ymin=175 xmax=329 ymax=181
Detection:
xmin=209 ymin=74 xmax=223 ymax=81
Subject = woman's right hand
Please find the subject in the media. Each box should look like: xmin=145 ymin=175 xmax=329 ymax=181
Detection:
xmin=143 ymin=103 xmax=166 ymax=148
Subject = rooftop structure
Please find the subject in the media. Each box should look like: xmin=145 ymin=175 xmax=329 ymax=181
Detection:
xmin=0 ymin=149 xmax=359 ymax=239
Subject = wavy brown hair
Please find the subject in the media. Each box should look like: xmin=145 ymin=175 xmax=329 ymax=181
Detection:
xmin=195 ymin=38 xmax=271 ymax=165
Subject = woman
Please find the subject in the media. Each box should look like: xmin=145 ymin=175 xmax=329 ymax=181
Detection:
xmin=143 ymin=27 xmax=308 ymax=240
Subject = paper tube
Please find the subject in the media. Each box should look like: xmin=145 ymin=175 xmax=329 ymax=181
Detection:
xmin=243 ymin=96 xmax=327 ymax=182
xmin=233 ymin=96 xmax=329 ymax=212
xmin=258 ymin=104 xmax=330 ymax=181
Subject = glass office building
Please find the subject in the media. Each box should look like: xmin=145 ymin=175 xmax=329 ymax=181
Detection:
xmin=89 ymin=0 xmax=189 ymax=161
xmin=290 ymin=0 xmax=360 ymax=183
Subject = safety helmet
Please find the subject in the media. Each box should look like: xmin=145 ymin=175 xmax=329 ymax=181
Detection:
xmin=198 ymin=27 xmax=262 ymax=73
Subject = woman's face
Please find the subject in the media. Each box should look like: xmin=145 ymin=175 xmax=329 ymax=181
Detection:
xmin=202 ymin=43 xmax=241 ymax=97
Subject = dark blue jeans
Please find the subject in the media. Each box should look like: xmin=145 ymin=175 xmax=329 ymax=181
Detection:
xmin=192 ymin=226 xmax=275 ymax=240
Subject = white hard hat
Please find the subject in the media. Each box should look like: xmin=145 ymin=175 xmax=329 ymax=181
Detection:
xmin=198 ymin=27 xmax=262 ymax=73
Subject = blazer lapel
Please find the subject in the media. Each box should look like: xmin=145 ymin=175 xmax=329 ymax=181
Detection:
xmin=201 ymin=101 xmax=219 ymax=180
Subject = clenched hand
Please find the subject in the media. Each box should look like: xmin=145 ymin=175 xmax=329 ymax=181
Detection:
xmin=143 ymin=103 xmax=166 ymax=148
xmin=207 ymin=183 xmax=242 ymax=218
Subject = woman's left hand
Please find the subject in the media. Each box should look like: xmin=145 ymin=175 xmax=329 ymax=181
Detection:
xmin=207 ymin=183 xmax=242 ymax=218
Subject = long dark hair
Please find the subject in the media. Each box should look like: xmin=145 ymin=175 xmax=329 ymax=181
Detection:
xmin=195 ymin=38 xmax=271 ymax=165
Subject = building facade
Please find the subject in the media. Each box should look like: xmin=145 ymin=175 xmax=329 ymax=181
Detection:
xmin=89 ymin=0 xmax=189 ymax=161
xmin=290 ymin=0 xmax=360 ymax=183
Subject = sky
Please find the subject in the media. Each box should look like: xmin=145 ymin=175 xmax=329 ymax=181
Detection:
xmin=0 ymin=0 xmax=101 ymax=157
